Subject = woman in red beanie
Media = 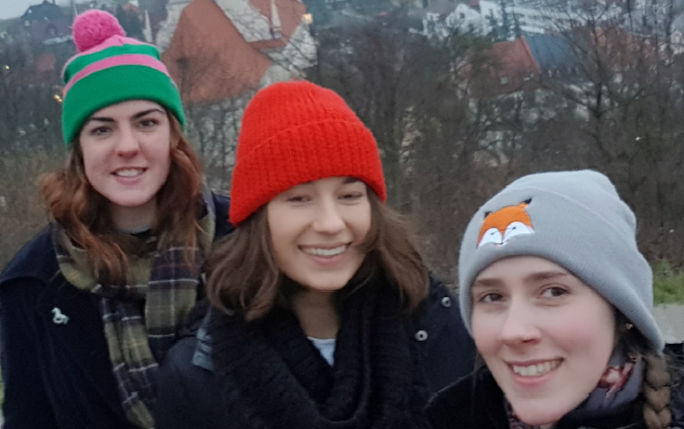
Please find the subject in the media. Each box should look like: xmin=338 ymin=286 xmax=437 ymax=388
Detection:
xmin=154 ymin=80 xmax=475 ymax=429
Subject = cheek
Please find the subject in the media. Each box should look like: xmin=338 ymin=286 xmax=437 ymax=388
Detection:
xmin=154 ymin=140 xmax=172 ymax=168
xmin=266 ymin=206 xmax=297 ymax=258
xmin=354 ymin=201 xmax=372 ymax=239
xmin=546 ymin=307 xmax=615 ymax=357
xmin=471 ymin=311 xmax=502 ymax=355
xmin=80 ymin=148 xmax=99 ymax=180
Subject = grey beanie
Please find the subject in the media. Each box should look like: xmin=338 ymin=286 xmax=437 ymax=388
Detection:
xmin=458 ymin=170 xmax=663 ymax=351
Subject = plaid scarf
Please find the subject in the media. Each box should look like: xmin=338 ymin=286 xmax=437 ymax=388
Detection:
xmin=504 ymin=348 xmax=643 ymax=429
xmin=54 ymin=194 xmax=215 ymax=429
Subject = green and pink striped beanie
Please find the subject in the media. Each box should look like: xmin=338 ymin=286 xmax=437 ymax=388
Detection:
xmin=61 ymin=9 xmax=185 ymax=145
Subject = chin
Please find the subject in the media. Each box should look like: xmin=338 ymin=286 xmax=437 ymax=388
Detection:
xmin=512 ymin=407 xmax=563 ymax=427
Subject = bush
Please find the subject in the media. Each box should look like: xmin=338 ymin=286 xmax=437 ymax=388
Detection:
xmin=653 ymin=261 xmax=684 ymax=305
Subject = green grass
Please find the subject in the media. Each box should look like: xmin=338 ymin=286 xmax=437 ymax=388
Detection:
xmin=653 ymin=261 xmax=684 ymax=305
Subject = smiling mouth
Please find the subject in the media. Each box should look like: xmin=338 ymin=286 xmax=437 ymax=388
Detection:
xmin=301 ymin=245 xmax=348 ymax=257
xmin=114 ymin=168 xmax=145 ymax=177
xmin=511 ymin=359 xmax=562 ymax=377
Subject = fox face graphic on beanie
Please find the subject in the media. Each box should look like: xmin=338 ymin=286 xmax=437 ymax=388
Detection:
xmin=458 ymin=170 xmax=663 ymax=351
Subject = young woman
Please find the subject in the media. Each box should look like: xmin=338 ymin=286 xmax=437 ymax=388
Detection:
xmin=0 ymin=10 xmax=232 ymax=429
xmin=154 ymin=80 xmax=475 ymax=429
xmin=427 ymin=170 xmax=682 ymax=429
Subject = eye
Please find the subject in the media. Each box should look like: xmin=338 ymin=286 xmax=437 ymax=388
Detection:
xmin=475 ymin=292 xmax=505 ymax=304
xmin=88 ymin=126 xmax=111 ymax=136
xmin=285 ymin=194 xmax=310 ymax=203
xmin=138 ymin=118 xmax=159 ymax=129
xmin=340 ymin=191 xmax=365 ymax=201
xmin=540 ymin=286 xmax=568 ymax=299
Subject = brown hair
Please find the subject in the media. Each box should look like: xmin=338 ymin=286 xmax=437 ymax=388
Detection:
xmin=206 ymin=189 xmax=429 ymax=320
xmin=40 ymin=114 xmax=203 ymax=285
xmin=618 ymin=321 xmax=673 ymax=429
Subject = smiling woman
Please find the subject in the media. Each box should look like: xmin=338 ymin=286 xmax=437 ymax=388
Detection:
xmin=153 ymin=80 xmax=476 ymax=429
xmin=426 ymin=170 xmax=679 ymax=429
xmin=78 ymin=101 xmax=172 ymax=231
xmin=0 ymin=9 xmax=233 ymax=429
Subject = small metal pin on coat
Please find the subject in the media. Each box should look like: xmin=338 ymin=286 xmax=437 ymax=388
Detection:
xmin=51 ymin=307 xmax=69 ymax=325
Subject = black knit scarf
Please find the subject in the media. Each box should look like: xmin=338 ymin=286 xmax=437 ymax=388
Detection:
xmin=209 ymin=279 xmax=431 ymax=429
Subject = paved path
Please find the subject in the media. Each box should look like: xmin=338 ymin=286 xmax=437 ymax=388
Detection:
xmin=654 ymin=304 xmax=684 ymax=343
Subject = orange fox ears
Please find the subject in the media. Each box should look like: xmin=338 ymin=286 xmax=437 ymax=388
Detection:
xmin=477 ymin=199 xmax=534 ymax=248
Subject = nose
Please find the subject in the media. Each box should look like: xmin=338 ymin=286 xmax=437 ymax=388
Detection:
xmin=312 ymin=197 xmax=345 ymax=234
xmin=115 ymin=125 xmax=140 ymax=157
xmin=500 ymin=300 xmax=541 ymax=345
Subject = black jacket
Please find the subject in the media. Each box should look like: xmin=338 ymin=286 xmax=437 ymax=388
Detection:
xmin=154 ymin=277 xmax=476 ymax=429
xmin=0 ymin=193 xmax=232 ymax=429
xmin=426 ymin=359 xmax=684 ymax=429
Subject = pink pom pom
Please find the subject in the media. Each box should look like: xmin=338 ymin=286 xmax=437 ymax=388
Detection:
xmin=72 ymin=10 xmax=126 ymax=52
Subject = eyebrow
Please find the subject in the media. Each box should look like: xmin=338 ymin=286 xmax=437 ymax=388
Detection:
xmin=299 ymin=177 xmax=361 ymax=185
xmin=525 ymin=271 xmax=569 ymax=282
xmin=472 ymin=278 xmax=503 ymax=289
xmin=472 ymin=270 xmax=569 ymax=289
xmin=86 ymin=108 xmax=164 ymax=123
xmin=343 ymin=177 xmax=361 ymax=184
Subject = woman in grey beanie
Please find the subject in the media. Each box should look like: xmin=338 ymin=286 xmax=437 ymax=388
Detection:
xmin=427 ymin=170 xmax=680 ymax=429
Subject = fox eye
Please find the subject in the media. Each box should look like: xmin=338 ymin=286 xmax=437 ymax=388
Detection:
xmin=502 ymin=221 xmax=534 ymax=241
xmin=478 ymin=227 xmax=502 ymax=247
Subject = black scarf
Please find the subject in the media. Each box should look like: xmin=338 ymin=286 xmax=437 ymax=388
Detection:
xmin=209 ymin=278 xmax=430 ymax=429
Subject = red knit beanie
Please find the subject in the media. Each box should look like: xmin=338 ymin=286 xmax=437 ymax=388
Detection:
xmin=229 ymin=80 xmax=386 ymax=225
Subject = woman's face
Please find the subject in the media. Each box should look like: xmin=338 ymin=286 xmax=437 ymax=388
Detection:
xmin=266 ymin=176 xmax=371 ymax=295
xmin=471 ymin=256 xmax=616 ymax=427
xmin=79 ymin=100 xmax=171 ymax=230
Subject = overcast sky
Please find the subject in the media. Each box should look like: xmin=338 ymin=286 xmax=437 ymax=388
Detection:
xmin=0 ymin=0 xmax=71 ymax=21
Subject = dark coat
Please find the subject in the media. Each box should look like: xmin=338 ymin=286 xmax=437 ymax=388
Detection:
xmin=426 ymin=359 xmax=684 ymax=429
xmin=154 ymin=278 xmax=476 ymax=429
xmin=0 ymin=194 xmax=232 ymax=429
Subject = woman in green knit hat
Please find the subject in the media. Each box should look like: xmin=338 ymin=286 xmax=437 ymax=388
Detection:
xmin=0 ymin=9 xmax=232 ymax=429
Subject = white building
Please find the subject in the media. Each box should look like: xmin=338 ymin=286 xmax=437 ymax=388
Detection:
xmin=422 ymin=2 xmax=485 ymax=39
xmin=479 ymin=0 xmax=622 ymax=37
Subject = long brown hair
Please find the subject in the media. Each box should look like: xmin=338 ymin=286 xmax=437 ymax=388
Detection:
xmin=40 ymin=114 xmax=203 ymax=284
xmin=206 ymin=189 xmax=429 ymax=320
xmin=617 ymin=320 xmax=673 ymax=429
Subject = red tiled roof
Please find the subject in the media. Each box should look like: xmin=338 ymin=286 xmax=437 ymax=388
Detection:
xmin=492 ymin=36 xmax=540 ymax=79
xmin=162 ymin=0 xmax=305 ymax=104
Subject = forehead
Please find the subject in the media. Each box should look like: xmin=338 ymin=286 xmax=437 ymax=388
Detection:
xmin=474 ymin=256 xmax=568 ymax=282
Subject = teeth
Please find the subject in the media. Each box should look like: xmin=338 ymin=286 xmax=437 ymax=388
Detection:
xmin=512 ymin=360 xmax=560 ymax=377
xmin=304 ymin=245 xmax=346 ymax=257
xmin=115 ymin=169 xmax=143 ymax=177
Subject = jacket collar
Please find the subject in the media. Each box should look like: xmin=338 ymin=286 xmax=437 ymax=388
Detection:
xmin=192 ymin=309 xmax=215 ymax=372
